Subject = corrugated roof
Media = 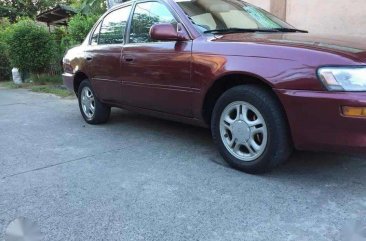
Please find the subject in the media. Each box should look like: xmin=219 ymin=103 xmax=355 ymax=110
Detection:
xmin=36 ymin=5 xmax=77 ymax=26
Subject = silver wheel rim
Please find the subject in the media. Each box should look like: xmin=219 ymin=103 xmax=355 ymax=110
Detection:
xmin=220 ymin=101 xmax=268 ymax=162
xmin=81 ymin=86 xmax=95 ymax=120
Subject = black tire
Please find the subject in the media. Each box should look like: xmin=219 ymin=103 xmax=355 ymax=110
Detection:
xmin=78 ymin=80 xmax=110 ymax=125
xmin=211 ymin=85 xmax=292 ymax=174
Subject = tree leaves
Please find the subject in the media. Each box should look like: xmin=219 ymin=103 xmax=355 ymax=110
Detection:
xmin=0 ymin=0 xmax=74 ymax=22
xmin=6 ymin=20 xmax=58 ymax=74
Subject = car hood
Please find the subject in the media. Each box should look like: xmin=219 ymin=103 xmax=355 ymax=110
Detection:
xmin=212 ymin=33 xmax=366 ymax=62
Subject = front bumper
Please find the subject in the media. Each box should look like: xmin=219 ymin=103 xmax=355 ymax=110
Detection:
xmin=62 ymin=73 xmax=74 ymax=92
xmin=275 ymin=89 xmax=366 ymax=153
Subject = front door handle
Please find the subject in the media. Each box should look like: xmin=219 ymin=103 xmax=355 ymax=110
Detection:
xmin=86 ymin=57 xmax=93 ymax=61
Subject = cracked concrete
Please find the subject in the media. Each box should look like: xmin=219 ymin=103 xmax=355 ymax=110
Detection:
xmin=0 ymin=87 xmax=366 ymax=241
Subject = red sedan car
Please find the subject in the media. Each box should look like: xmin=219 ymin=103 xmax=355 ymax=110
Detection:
xmin=63 ymin=0 xmax=366 ymax=173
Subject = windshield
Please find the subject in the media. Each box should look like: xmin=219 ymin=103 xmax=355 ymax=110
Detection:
xmin=175 ymin=0 xmax=294 ymax=32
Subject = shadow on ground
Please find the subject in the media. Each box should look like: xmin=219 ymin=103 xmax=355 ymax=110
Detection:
xmin=107 ymin=108 xmax=366 ymax=181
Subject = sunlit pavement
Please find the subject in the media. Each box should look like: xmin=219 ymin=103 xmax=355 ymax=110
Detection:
xmin=0 ymin=87 xmax=366 ymax=241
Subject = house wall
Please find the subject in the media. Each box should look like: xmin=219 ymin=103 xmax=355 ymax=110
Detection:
xmin=245 ymin=0 xmax=366 ymax=37
xmin=245 ymin=0 xmax=271 ymax=11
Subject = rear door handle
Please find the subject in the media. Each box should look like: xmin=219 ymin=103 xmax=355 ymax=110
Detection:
xmin=86 ymin=57 xmax=93 ymax=61
xmin=123 ymin=56 xmax=134 ymax=63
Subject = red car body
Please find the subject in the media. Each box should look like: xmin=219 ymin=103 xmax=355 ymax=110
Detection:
xmin=63 ymin=0 xmax=366 ymax=154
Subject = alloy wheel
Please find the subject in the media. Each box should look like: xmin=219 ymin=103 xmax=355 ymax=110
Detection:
xmin=219 ymin=101 xmax=268 ymax=162
xmin=81 ymin=86 xmax=95 ymax=119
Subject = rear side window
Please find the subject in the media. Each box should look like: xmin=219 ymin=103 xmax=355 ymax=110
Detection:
xmin=90 ymin=22 xmax=101 ymax=45
xmin=129 ymin=1 xmax=177 ymax=44
xmin=98 ymin=5 xmax=131 ymax=45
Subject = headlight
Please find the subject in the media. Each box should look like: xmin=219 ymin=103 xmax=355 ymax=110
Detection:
xmin=317 ymin=67 xmax=366 ymax=91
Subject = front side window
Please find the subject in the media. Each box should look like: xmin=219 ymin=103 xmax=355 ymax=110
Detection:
xmin=176 ymin=0 xmax=294 ymax=32
xmin=129 ymin=2 xmax=177 ymax=44
xmin=98 ymin=5 xmax=131 ymax=45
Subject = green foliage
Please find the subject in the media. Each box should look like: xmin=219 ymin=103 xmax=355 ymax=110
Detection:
xmin=0 ymin=18 xmax=11 ymax=31
xmin=0 ymin=0 xmax=106 ymax=23
xmin=0 ymin=81 xmax=22 ymax=88
xmin=130 ymin=13 xmax=160 ymax=43
xmin=52 ymin=26 xmax=69 ymax=70
xmin=30 ymin=73 xmax=63 ymax=85
xmin=74 ymin=0 xmax=107 ymax=15
xmin=0 ymin=0 xmax=107 ymax=81
xmin=0 ymin=18 xmax=11 ymax=81
xmin=0 ymin=80 xmax=72 ymax=97
xmin=62 ymin=0 xmax=106 ymax=49
xmin=0 ymin=0 xmax=72 ymax=23
xmin=0 ymin=42 xmax=11 ymax=81
xmin=62 ymin=14 xmax=99 ymax=46
xmin=52 ymin=26 xmax=68 ymax=45
xmin=6 ymin=19 xmax=58 ymax=75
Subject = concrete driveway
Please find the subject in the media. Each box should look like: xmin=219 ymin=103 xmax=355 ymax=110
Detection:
xmin=0 ymin=87 xmax=366 ymax=241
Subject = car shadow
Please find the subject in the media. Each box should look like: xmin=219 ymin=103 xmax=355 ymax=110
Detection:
xmin=107 ymin=108 xmax=366 ymax=182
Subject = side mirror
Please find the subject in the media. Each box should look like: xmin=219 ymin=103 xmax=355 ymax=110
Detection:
xmin=149 ymin=23 xmax=189 ymax=41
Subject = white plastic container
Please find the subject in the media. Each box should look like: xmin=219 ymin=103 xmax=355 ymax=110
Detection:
xmin=12 ymin=68 xmax=22 ymax=84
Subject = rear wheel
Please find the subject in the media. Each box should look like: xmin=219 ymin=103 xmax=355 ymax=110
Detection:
xmin=78 ymin=80 xmax=110 ymax=124
xmin=211 ymin=85 xmax=292 ymax=174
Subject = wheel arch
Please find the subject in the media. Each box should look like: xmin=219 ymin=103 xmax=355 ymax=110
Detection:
xmin=73 ymin=71 xmax=89 ymax=96
xmin=201 ymin=73 xmax=290 ymax=133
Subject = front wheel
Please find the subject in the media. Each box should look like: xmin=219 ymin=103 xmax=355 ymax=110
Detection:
xmin=211 ymin=85 xmax=292 ymax=174
xmin=78 ymin=80 xmax=110 ymax=125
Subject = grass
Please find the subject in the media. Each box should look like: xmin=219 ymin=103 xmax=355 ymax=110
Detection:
xmin=31 ymin=74 xmax=63 ymax=85
xmin=31 ymin=85 xmax=72 ymax=98
xmin=0 ymin=75 xmax=73 ymax=98
xmin=0 ymin=81 xmax=22 ymax=89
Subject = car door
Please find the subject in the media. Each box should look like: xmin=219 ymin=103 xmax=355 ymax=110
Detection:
xmin=121 ymin=1 xmax=195 ymax=117
xmin=85 ymin=5 xmax=131 ymax=104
